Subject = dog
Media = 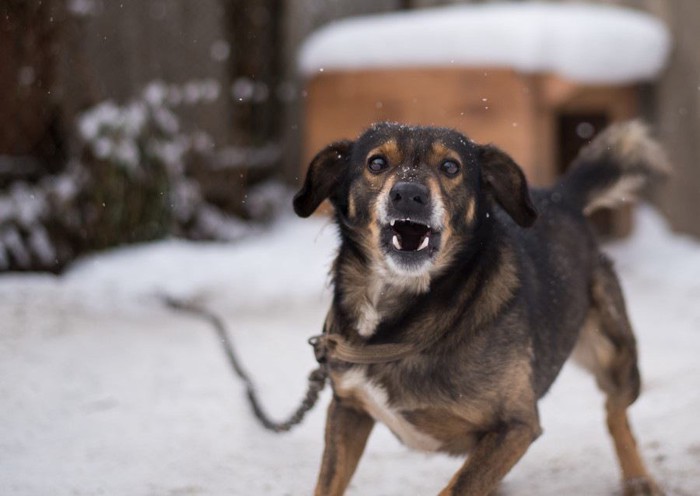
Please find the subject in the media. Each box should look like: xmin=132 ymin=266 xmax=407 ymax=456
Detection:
xmin=294 ymin=121 xmax=668 ymax=496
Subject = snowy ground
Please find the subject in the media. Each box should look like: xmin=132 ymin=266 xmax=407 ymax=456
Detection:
xmin=1 ymin=206 xmax=699 ymax=496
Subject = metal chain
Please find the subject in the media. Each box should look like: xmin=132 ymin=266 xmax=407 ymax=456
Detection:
xmin=163 ymin=296 xmax=327 ymax=433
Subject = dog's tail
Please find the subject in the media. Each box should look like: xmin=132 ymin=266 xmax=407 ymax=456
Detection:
xmin=558 ymin=121 xmax=670 ymax=215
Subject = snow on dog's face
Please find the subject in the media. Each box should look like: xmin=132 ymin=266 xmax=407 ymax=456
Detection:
xmin=294 ymin=123 xmax=536 ymax=279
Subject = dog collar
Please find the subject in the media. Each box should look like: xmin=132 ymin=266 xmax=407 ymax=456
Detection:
xmin=309 ymin=331 xmax=442 ymax=365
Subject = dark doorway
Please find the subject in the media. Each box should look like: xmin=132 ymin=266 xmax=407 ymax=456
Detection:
xmin=557 ymin=112 xmax=609 ymax=174
xmin=557 ymin=112 xmax=619 ymax=237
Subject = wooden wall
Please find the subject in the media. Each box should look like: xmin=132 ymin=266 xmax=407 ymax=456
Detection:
xmin=645 ymin=1 xmax=700 ymax=237
xmin=71 ymin=0 xmax=230 ymax=143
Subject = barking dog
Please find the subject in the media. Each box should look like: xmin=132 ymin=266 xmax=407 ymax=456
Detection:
xmin=294 ymin=121 xmax=668 ymax=496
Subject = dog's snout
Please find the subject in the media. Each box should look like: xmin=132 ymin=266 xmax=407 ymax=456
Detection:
xmin=390 ymin=182 xmax=430 ymax=211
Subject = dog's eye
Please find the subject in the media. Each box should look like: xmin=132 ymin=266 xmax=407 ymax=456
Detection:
xmin=367 ymin=155 xmax=388 ymax=173
xmin=440 ymin=160 xmax=460 ymax=177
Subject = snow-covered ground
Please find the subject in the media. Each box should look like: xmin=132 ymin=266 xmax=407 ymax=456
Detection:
xmin=1 ymin=206 xmax=699 ymax=496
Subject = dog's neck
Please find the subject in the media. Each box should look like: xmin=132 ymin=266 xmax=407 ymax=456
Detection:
xmin=332 ymin=247 xmax=430 ymax=339
xmin=331 ymin=214 xmax=503 ymax=342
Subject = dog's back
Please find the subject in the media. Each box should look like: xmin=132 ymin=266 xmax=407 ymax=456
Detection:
xmin=510 ymin=121 xmax=670 ymax=396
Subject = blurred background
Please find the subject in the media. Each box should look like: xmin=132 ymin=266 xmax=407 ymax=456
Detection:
xmin=2 ymin=2 xmax=700 ymax=495
xmin=0 ymin=0 xmax=698 ymax=272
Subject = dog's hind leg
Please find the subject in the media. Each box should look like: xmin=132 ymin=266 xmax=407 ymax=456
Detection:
xmin=572 ymin=256 xmax=663 ymax=496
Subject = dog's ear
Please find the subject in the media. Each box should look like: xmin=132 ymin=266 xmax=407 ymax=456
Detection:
xmin=293 ymin=140 xmax=353 ymax=218
xmin=478 ymin=145 xmax=538 ymax=227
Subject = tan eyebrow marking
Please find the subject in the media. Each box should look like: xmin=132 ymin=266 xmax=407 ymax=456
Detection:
xmin=366 ymin=139 xmax=402 ymax=166
xmin=430 ymin=141 xmax=463 ymax=168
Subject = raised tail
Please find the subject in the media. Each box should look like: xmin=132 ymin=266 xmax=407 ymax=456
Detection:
xmin=558 ymin=121 xmax=670 ymax=215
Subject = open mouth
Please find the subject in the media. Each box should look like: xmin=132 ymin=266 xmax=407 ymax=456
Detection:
xmin=390 ymin=220 xmax=432 ymax=252
xmin=380 ymin=218 xmax=442 ymax=273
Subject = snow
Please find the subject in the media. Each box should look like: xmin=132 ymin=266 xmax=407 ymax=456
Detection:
xmin=78 ymin=101 xmax=152 ymax=173
xmin=299 ymin=3 xmax=671 ymax=84
xmin=210 ymin=40 xmax=231 ymax=62
xmin=67 ymin=0 xmax=97 ymax=17
xmin=78 ymin=79 xmax=220 ymax=176
xmin=0 ymin=183 xmax=47 ymax=228
xmin=1 ymin=206 xmax=699 ymax=495
xmin=231 ymin=77 xmax=270 ymax=104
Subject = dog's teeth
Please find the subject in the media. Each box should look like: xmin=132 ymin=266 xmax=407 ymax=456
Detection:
xmin=417 ymin=236 xmax=429 ymax=251
xmin=392 ymin=235 xmax=402 ymax=250
xmin=390 ymin=220 xmax=395 ymax=227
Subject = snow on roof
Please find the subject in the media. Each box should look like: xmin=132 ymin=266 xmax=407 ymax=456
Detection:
xmin=298 ymin=3 xmax=671 ymax=84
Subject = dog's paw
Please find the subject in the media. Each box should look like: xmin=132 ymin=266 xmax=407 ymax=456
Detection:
xmin=623 ymin=477 xmax=665 ymax=496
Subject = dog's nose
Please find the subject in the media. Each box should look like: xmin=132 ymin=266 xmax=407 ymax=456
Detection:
xmin=390 ymin=182 xmax=430 ymax=211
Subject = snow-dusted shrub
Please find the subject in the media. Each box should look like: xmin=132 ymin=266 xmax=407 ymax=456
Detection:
xmin=0 ymin=79 xmax=275 ymax=272
xmin=0 ymin=161 xmax=87 ymax=271
xmin=77 ymin=84 xmax=183 ymax=249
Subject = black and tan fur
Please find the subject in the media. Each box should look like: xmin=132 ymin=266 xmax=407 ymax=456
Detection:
xmin=294 ymin=121 xmax=668 ymax=496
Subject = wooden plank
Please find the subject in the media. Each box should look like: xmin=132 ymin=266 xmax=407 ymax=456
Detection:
xmin=76 ymin=0 xmax=231 ymax=144
xmin=653 ymin=1 xmax=700 ymax=237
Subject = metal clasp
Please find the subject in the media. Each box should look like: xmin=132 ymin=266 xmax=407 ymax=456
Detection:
xmin=308 ymin=335 xmax=328 ymax=364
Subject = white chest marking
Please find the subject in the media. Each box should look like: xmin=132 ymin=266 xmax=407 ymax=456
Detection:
xmin=336 ymin=369 xmax=441 ymax=452
xmin=356 ymin=302 xmax=380 ymax=337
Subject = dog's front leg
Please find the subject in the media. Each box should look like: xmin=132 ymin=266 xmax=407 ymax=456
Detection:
xmin=315 ymin=397 xmax=374 ymax=496
xmin=438 ymin=420 xmax=541 ymax=496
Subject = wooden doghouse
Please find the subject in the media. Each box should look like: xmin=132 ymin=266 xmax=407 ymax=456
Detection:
xmin=298 ymin=3 xmax=670 ymax=236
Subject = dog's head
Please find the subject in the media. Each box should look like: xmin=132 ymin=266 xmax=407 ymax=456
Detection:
xmin=294 ymin=123 xmax=536 ymax=279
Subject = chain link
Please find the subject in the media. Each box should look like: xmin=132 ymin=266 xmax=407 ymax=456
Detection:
xmin=163 ymin=295 xmax=327 ymax=433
